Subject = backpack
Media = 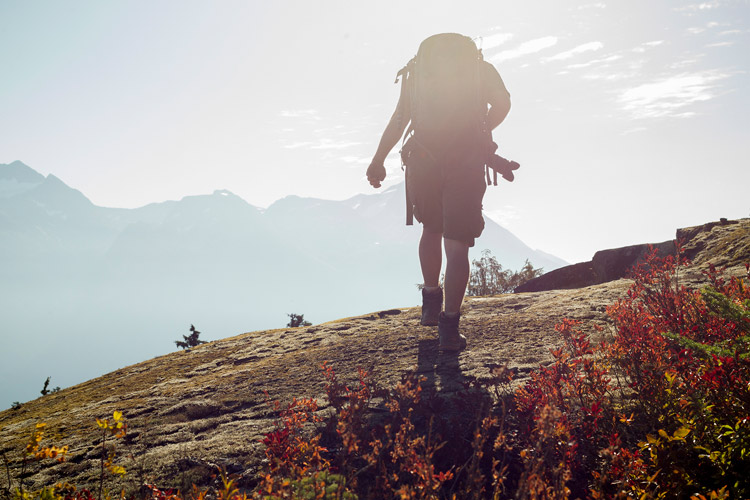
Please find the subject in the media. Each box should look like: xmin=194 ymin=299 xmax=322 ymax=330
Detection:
xmin=397 ymin=33 xmax=487 ymax=150
xmin=396 ymin=33 xmax=490 ymax=225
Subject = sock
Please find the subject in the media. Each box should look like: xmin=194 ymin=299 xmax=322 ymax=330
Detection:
xmin=444 ymin=311 xmax=460 ymax=319
xmin=424 ymin=286 xmax=441 ymax=293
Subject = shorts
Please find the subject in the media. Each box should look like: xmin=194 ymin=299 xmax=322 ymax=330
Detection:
xmin=404 ymin=138 xmax=487 ymax=247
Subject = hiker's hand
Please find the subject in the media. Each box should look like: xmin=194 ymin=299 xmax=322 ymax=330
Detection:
xmin=367 ymin=162 xmax=386 ymax=188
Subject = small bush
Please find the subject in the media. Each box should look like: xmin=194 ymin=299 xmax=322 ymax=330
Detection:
xmin=286 ymin=314 xmax=312 ymax=328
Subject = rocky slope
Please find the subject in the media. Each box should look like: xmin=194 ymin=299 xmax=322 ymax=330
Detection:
xmin=1 ymin=218 xmax=748 ymax=493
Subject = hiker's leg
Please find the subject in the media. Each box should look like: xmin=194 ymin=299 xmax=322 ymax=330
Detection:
xmin=419 ymin=227 xmax=443 ymax=288
xmin=443 ymin=237 xmax=470 ymax=315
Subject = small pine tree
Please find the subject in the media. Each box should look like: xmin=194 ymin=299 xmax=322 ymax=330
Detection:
xmin=287 ymin=313 xmax=312 ymax=328
xmin=175 ymin=324 xmax=207 ymax=350
xmin=513 ymin=259 xmax=545 ymax=290
xmin=41 ymin=376 xmax=51 ymax=396
xmin=39 ymin=376 xmax=59 ymax=396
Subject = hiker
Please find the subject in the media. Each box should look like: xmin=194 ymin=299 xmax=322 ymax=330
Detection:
xmin=366 ymin=33 xmax=513 ymax=352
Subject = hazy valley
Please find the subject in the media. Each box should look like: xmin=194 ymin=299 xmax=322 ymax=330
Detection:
xmin=0 ymin=161 xmax=565 ymax=408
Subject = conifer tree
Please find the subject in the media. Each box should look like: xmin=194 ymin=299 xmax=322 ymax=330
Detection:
xmin=287 ymin=313 xmax=312 ymax=328
xmin=175 ymin=324 xmax=206 ymax=349
xmin=467 ymin=250 xmax=543 ymax=295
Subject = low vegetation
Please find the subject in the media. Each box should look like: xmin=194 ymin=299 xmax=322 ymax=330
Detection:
xmin=3 ymin=250 xmax=749 ymax=499
xmin=287 ymin=314 xmax=312 ymax=328
xmin=417 ymin=249 xmax=543 ymax=294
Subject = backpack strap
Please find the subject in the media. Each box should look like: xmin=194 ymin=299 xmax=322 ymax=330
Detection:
xmin=394 ymin=58 xmax=414 ymax=84
xmin=396 ymin=59 xmax=416 ymax=226
xmin=485 ymin=165 xmax=498 ymax=186
xmin=475 ymin=50 xmax=498 ymax=187
xmin=395 ymin=58 xmax=415 ymax=141
xmin=405 ymin=167 xmax=414 ymax=225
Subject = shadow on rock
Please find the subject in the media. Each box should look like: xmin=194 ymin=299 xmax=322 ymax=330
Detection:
xmin=416 ymin=339 xmax=494 ymax=418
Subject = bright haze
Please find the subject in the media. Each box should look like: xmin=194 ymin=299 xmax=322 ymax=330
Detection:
xmin=1 ymin=1 xmax=748 ymax=264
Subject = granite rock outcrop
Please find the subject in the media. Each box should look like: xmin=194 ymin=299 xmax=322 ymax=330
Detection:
xmin=515 ymin=219 xmax=746 ymax=293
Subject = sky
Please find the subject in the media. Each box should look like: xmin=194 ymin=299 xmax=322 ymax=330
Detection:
xmin=1 ymin=0 xmax=749 ymax=264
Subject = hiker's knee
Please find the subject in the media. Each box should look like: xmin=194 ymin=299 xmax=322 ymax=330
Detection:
xmin=421 ymin=227 xmax=443 ymax=242
xmin=444 ymin=238 xmax=469 ymax=261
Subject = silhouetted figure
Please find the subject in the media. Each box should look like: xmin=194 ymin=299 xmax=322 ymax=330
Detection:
xmin=367 ymin=33 xmax=512 ymax=351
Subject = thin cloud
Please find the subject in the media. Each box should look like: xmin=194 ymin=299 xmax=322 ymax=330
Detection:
xmin=280 ymin=109 xmax=321 ymax=120
xmin=284 ymin=139 xmax=361 ymax=151
xmin=284 ymin=141 xmax=315 ymax=149
xmin=339 ymin=155 xmax=371 ymax=167
xmin=621 ymin=126 xmax=650 ymax=136
xmin=310 ymin=139 xmax=361 ymax=150
xmin=618 ymin=71 xmax=729 ymax=119
xmin=675 ymin=1 xmax=722 ymax=13
xmin=670 ymin=57 xmax=704 ymax=70
xmin=581 ymin=57 xmax=643 ymax=81
xmin=478 ymin=32 xmax=514 ymax=51
xmin=567 ymin=54 xmax=622 ymax=70
xmin=690 ymin=21 xmax=724 ymax=34
xmin=577 ymin=2 xmax=606 ymax=9
xmin=544 ymin=41 xmax=603 ymax=62
xmin=491 ymin=36 xmax=559 ymax=63
xmin=583 ymin=71 xmax=637 ymax=82
xmin=633 ymin=40 xmax=665 ymax=53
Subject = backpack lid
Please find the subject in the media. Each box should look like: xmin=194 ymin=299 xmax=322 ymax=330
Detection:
xmin=417 ymin=33 xmax=478 ymax=61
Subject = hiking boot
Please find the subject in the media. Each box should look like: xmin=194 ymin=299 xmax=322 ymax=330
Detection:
xmin=438 ymin=312 xmax=467 ymax=352
xmin=421 ymin=287 xmax=442 ymax=326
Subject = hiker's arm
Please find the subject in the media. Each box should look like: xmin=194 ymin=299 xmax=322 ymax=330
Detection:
xmin=367 ymin=91 xmax=411 ymax=188
xmin=484 ymin=63 xmax=511 ymax=131
xmin=486 ymin=95 xmax=511 ymax=131
xmin=372 ymin=100 xmax=410 ymax=165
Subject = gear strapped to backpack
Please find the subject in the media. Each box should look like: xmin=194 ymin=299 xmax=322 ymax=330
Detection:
xmin=396 ymin=33 xmax=519 ymax=225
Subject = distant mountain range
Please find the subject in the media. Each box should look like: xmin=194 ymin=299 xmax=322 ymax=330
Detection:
xmin=0 ymin=160 xmax=565 ymax=408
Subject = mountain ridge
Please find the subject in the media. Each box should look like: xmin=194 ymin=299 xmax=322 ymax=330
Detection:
xmin=0 ymin=162 xmax=565 ymax=269
xmin=0 ymin=161 xmax=566 ymax=410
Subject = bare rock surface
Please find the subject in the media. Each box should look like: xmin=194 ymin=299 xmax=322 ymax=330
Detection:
xmin=1 ymin=218 xmax=748 ymax=492
xmin=516 ymin=240 xmax=677 ymax=292
xmin=518 ymin=218 xmax=749 ymax=293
